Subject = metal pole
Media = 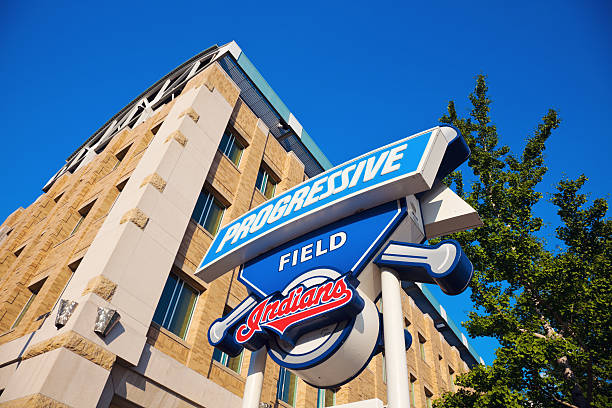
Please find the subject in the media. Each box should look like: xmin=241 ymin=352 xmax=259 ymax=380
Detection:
xmin=242 ymin=347 xmax=267 ymax=408
xmin=381 ymin=266 xmax=410 ymax=408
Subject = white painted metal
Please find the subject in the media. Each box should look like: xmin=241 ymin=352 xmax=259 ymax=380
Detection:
xmin=380 ymin=267 xmax=410 ymax=408
xmin=419 ymin=183 xmax=482 ymax=239
xmin=379 ymin=242 xmax=457 ymax=275
xmin=241 ymin=347 xmax=267 ymax=408
xmin=288 ymin=112 xmax=303 ymax=138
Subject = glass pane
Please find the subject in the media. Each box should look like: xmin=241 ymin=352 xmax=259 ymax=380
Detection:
xmin=265 ymin=177 xmax=276 ymax=199
xmin=71 ymin=214 xmax=85 ymax=236
xmin=226 ymin=352 xmax=242 ymax=373
xmin=317 ymin=390 xmax=324 ymax=408
xmin=228 ymin=141 xmax=243 ymax=166
xmin=219 ymin=130 xmax=231 ymax=155
xmin=410 ymin=381 xmax=415 ymax=405
xmin=203 ymin=199 xmax=224 ymax=236
xmin=152 ymin=273 xmax=179 ymax=326
xmin=168 ymin=283 xmax=197 ymax=339
xmin=12 ymin=293 xmax=37 ymax=328
xmin=212 ymin=348 xmax=224 ymax=364
xmin=382 ymin=355 xmax=387 ymax=384
xmin=256 ymin=168 xmax=266 ymax=192
xmin=279 ymin=367 xmax=296 ymax=405
xmin=324 ymin=389 xmax=335 ymax=407
xmin=192 ymin=191 xmax=211 ymax=225
xmin=287 ymin=370 xmax=297 ymax=406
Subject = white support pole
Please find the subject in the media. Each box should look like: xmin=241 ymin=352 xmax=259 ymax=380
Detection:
xmin=381 ymin=266 xmax=411 ymax=408
xmin=242 ymin=347 xmax=267 ymax=408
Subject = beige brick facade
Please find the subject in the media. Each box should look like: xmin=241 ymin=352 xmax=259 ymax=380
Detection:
xmin=0 ymin=49 xmax=474 ymax=408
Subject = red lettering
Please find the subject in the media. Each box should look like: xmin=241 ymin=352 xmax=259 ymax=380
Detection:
xmin=333 ymin=277 xmax=351 ymax=300
xmin=234 ymin=276 xmax=356 ymax=343
xmin=298 ymin=287 xmax=318 ymax=310
xmin=289 ymin=287 xmax=304 ymax=313
xmin=313 ymin=281 xmax=335 ymax=305
xmin=277 ymin=291 xmax=294 ymax=317
xmin=264 ymin=300 xmax=280 ymax=322
xmin=235 ymin=299 xmax=267 ymax=343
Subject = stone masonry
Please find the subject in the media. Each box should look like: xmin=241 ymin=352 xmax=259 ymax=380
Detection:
xmin=0 ymin=58 xmax=469 ymax=408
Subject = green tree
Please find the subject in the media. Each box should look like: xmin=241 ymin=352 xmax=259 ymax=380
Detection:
xmin=433 ymin=75 xmax=611 ymax=408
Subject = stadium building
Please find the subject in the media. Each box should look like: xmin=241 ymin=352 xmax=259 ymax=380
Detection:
xmin=0 ymin=41 xmax=482 ymax=408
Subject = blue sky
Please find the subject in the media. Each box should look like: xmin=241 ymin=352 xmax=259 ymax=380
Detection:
xmin=1 ymin=1 xmax=610 ymax=364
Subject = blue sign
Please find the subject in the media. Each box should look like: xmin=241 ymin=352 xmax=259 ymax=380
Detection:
xmin=196 ymin=126 xmax=467 ymax=283
xmin=240 ymin=200 xmax=407 ymax=298
xmin=202 ymin=125 xmax=477 ymax=389
xmin=207 ymin=200 xmax=406 ymax=356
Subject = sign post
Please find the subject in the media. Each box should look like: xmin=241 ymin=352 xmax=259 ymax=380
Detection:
xmin=196 ymin=126 xmax=483 ymax=408
xmin=242 ymin=347 xmax=267 ymax=408
xmin=381 ymin=267 xmax=411 ymax=408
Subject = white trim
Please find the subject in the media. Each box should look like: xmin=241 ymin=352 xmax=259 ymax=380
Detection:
xmin=288 ymin=113 xmax=303 ymax=138
xmin=222 ymin=41 xmax=242 ymax=60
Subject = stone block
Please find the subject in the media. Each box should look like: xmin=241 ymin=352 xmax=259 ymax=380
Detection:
xmin=119 ymin=208 xmax=149 ymax=230
xmin=165 ymin=131 xmax=188 ymax=147
xmin=22 ymin=331 xmax=116 ymax=370
xmin=81 ymin=276 xmax=117 ymax=301
xmin=140 ymin=173 xmax=167 ymax=193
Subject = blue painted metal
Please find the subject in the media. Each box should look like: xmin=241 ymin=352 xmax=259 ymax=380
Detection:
xmin=198 ymin=129 xmax=435 ymax=276
xmin=240 ymin=200 xmax=407 ymax=297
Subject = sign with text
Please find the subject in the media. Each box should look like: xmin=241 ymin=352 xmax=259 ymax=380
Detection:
xmin=196 ymin=126 xmax=465 ymax=283
xmin=240 ymin=200 xmax=407 ymax=297
xmin=202 ymin=125 xmax=478 ymax=388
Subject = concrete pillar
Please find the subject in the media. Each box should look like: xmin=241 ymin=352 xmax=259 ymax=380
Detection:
xmin=242 ymin=347 xmax=267 ymax=408
xmin=381 ymin=267 xmax=410 ymax=408
xmin=0 ymin=64 xmax=240 ymax=407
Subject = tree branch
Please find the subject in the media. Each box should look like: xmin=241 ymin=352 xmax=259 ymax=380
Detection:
xmin=552 ymin=395 xmax=579 ymax=408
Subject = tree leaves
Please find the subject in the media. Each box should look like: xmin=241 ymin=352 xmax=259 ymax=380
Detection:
xmin=434 ymin=75 xmax=611 ymax=408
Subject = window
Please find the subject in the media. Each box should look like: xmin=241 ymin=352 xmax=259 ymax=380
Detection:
xmin=213 ymin=347 xmax=243 ymax=374
xmin=147 ymin=122 xmax=163 ymax=147
xmin=70 ymin=200 xmax=95 ymax=236
xmin=152 ymin=272 xmax=198 ymax=339
xmin=109 ymin=178 xmax=129 ymax=212
xmin=409 ymin=375 xmax=416 ymax=407
xmin=212 ymin=306 xmax=243 ymax=373
xmin=112 ymin=144 xmax=131 ymax=171
xmin=424 ymin=388 xmax=433 ymax=408
xmin=448 ymin=366 xmax=455 ymax=391
xmin=219 ymin=129 xmax=244 ymax=167
xmin=277 ymin=366 xmax=298 ymax=407
xmin=317 ymin=388 xmax=336 ymax=408
xmin=13 ymin=245 xmax=26 ymax=258
xmin=192 ymin=189 xmax=225 ymax=235
xmin=150 ymin=122 xmax=163 ymax=135
xmin=54 ymin=192 xmax=64 ymax=203
xmin=255 ymin=167 xmax=277 ymax=199
xmin=382 ymin=354 xmax=387 ymax=384
xmin=418 ymin=334 xmax=427 ymax=362
xmin=12 ymin=279 xmax=46 ymax=329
